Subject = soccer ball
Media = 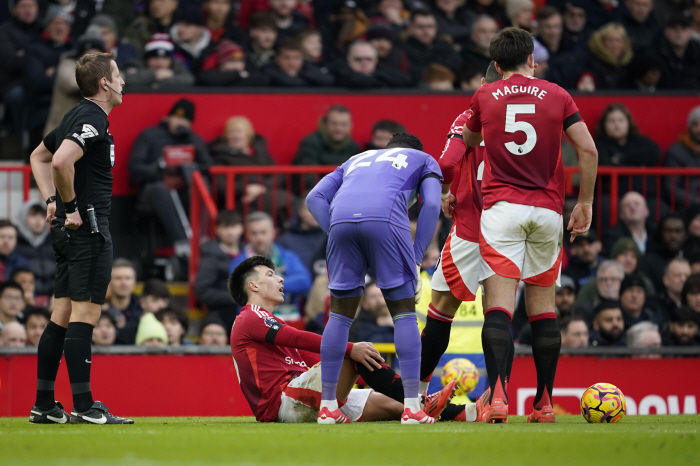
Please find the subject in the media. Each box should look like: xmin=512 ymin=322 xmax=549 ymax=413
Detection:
xmin=580 ymin=383 xmax=626 ymax=423
xmin=441 ymin=358 xmax=479 ymax=396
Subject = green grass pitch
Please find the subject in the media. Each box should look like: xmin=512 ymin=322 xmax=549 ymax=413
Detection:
xmin=1 ymin=415 xmax=698 ymax=466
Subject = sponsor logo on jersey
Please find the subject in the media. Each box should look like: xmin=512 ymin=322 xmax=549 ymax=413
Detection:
xmin=264 ymin=316 xmax=281 ymax=330
xmin=81 ymin=124 xmax=99 ymax=139
xmin=72 ymin=133 xmax=85 ymax=146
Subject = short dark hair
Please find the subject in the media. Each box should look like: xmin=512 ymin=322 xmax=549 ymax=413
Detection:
xmin=537 ymin=5 xmax=561 ymax=22
xmin=75 ymin=52 xmax=115 ymax=97
xmin=593 ymin=299 xmax=622 ymax=317
xmin=250 ymin=11 xmax=277 ymax=30
xmin=229 ymin=256 xmax=275 ymax=306
xmin=490 ymin=27 xmax=534 ymax=72
xmin=155 ymin=306 xmax=189 ymax=333
xmin=216 ymin=209 xmax=242 ymax=227
xmin=142 ymin=278 xmax=170 ymax=299
xmin=10 ymin=267 xmax=34 ymax=281
xmin=670 ymin=305 xmax=699 ymax=324
xmin=372 ymin=119 xmax=405 ymax=135
xmin=0 ymin=219 xmax=17 ymax=231
xmin=99 ymin=310 xmax=117 ymax=327
xmin=386 ymin=132 xmax=423 ymax=151
xmin=200 ymin=314 xmax=227 ymax=337
xmin=0 ymin=281 xmax=24 ymax=297
xmin=682 ymin=273 xmax=700 ymax=304
xmin=23 ymin=305 xmax=51 ymax=323
xmin=595 ymin=103 xmax=639 ymax=139
xmin=559 ymin=314 xmax=586 ymax=332
xmin=28 ymin=204 xmax=46 ymax=216
xmin=326 ymin=104 xmax=351 ymax=117
xmin=410 ymin=8 xmax=435 ymax=23
xmin=484 ymin=60 xmax=502 ymax=84
xmin=277 ymin=38 xmax=303 ymax=53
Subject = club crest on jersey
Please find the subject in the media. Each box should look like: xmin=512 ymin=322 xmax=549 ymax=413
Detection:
xmin=264 ymin=316 xmax=280 ymax=330
xmin=81 ymin=124 xmax=98 ymax=139
xmin=110 ymin=145 xmax=115 ymax=166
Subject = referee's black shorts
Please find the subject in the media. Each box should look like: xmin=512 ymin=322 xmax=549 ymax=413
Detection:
xmin=51 ymin=219 xmax=113 ymax=305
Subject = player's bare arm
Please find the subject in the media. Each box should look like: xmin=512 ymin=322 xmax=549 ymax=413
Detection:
xmin=29 ymin=142 xmax=58 ymax=223
xmin=441 ymin=183 xmax=456 ymax=219
xmin=461 ymin=124 xmax=484 ymax=148
xmin=52 ymin=139 xmax=85 ymax=230
xmin=565 ymin=120 xmax=599 ymax=241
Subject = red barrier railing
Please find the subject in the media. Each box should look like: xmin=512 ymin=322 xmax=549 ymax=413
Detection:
xmin=0 ymin=165 xmax=33 ymax=220
xmin=189 ymin=170 xmax=218 ymax=307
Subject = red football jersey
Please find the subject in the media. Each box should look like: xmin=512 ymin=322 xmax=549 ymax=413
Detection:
xmin=465 ymin=74 xmax=581 ymax=215
xmin=439 ymin=110 xmax=485 ymax=242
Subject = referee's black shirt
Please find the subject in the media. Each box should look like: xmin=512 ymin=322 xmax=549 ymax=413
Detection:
xmin=43 ymin=99 xmax=114 ymax=228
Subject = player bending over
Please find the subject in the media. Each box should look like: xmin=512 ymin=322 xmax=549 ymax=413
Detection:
xmin=462 ymin=27 xmax=598 ymax=423
xmin=229 ymin=256 xmax=457 ymax=423
xmin=306 ymin=132 xmax=443 ymax=424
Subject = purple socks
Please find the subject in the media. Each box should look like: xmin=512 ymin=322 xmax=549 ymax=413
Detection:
xmin=393 ymin=312 xmax=421 ymax=400
xmin=320 ymin=312 xmax=354 ymax=401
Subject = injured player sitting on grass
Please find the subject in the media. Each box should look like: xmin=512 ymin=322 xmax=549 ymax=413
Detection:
xmin=229 ymin=255 xmax=475 ymax=423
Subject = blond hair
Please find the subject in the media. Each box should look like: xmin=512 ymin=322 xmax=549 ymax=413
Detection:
xmin=223 ymin=116 xmax=255 ymax=145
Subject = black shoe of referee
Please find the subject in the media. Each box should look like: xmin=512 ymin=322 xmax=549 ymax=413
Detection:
xmin=29 ymin=401 xmax=70 ymax=424
xmin=70 ymin=401 xmax=134 ymax=424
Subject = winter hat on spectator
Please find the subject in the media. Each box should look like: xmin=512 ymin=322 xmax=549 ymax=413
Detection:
xmin=177 ymin=5 xmax=207 ymax=26
xmin=169 ymin=98 xmax=196 ymax=122
xmin=199 ymin=314 xmax=227 ymax=337
xmin=610 ymin=238 xmax=642 ymax=262
xmin=216 ymin=39 xmax=245 ymax=67
xmin=688 ymin=106 xmax=700 ymax=129
xmin=619 ymin=274 xmax=646 ymax=296
xmin=77 ymin=25 xmax=105 ymax=56
xmin=44 ymin=5 xmax=73 ymax=27
xmin=556 ymin=274 xmax=576 ymax=294
xmin=366 ymin=25 xmax=394 ymax=42
xmin=135 ymin=313 xmax=168 ymax=345
xmin=144 ymin=33 xmax=174 ymax=59
xmin=90 ymin=14 xmax=119 ymax=37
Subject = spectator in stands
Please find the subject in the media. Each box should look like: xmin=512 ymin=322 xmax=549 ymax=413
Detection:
xmin=117 ymin=278 xmax=171 ymax=345
xmin=465 ymin=0 xmax=507 ymax=26
xmin=643 ymin=214 xmax=687 ymax=292
xmin=44 ymin=27 xmax=105 ymax=136
xmin=366 ymin=25 xmax=410 ymax=77
xmin=126 ymin=0 xmax=179 ymax=52
xmin=318 ymin=0 xmax=369 ymax=59
xmin=246 ymin=12 xmax=277 ymax=71
xmin=14 ymin=202 xmax=54 ymax=299
xmin=422 ymin=64 xmax=455 ymax=90
xmin=692 ymin=0 xmax=700 ymax=43
xmin=93 ymin=312 xmax=117 ymax=346
xmin=456 ymin=63 xmax=485 ymax=91
xmin=0 ymin=220 xmax=28 ymax=282
xmin=402 ymin=9 xmax=462 ymax=81
xmin=561 ymin=0 xmax=591 ymax=51
xmin=432 ymin=0 xmax=473 ymax=44
xmin=136 ymin=313 xmax=168 ymax=347
xmin=577 ymin=23 xmax=633 ymax=91
xmin=682 ymin=205 xmax=700 ymax=259
xmin=619 ymin=273 xmax=660 ymax=328
xmin=349 ymin=281 xmax=394 ymax=343
xmin=268 ymin=0 xmax=309 ymax=42
xmin=124 ymin=33 xmax=195 ymax=89
xmin=590 ymin=300 xmax=626 ymax=346
xmin=22 ymin=5 xmax=73 ymax=145
xmin=461 ymin=15 xmax=498 ymax=73
xmin=560 ymin=315 xmax=589 ymax=348
xmin=23 ymin=305 xmax=49 ymax=346
xmin=556 ymin=275 xmax=577 ymax=316
xmin=104 ymin=259 xmax=142 ymax=328
xmin=624 ymin=52 xmax=662 ymax=92
xmin=681 ymin=273 xmax=700 ymax=314
xmin=574 ymin=260 xmax=625 ymax=323
xmin=89 ymin=14 xmax=139 ymax=68
xmin=170 ymin=5 xmax=215 ymax=74
xmin=595 ymin=103 xmax=662 ymax=188
xmin=334 ymin=40 xmax=412 ymax=89
xmin=622 ymin=0 xmax=661 ymax=52
xmin=293 ymin=105 xmax=360 ymax=166
xmin=364 ymin=119 xmax=406 ymax=151
xmin=661 ymin=306 xmax=699 ymax=346
xmin=0 ymin=0 xmax=41 ymax=136
xmin=0 ymin=281 xmax=24 ymax=330
xmin=564 ymin=229 xmax=603 ymax=289
xmin=265 ymin=38 xmax=335 ymax=87
xmin=626 ymin=321 xmax=662 ymax=348
xmin=195 ymin=210 xmax=243 ymax=333
xmin=156 ymin=307 xmax=191 ymax=346
xmin=10 ymin=267 xmax=34 ymax=305
xmin=581 ymin=0 xmax=623 ymax=30
xmin=0 ymin=321 xmax=26 ymax=347
xmin=609 ymin=238 xmax=654 ymax=291
xmin=197 ymin=39 xmax=270 ymax=86
xmin=648 ymin=258 xmax=690 ymax=321
xmin=369 ymin=0 xmax=410 ymax=35
xmin=278 ymin=197 xmax=326 ymax=276
xmin=297 ymin=28 xmax=324 ymax=64
xmin=536 ymin=6 xmax=586 ymax=89
xmin=129 ymin=98 xmax=213 ymax=259
xmin=654 ymin=15 xmax=700 ymax=90
xmin=204 ymin=0 xmax=244 ymax=44
xmin=663 ymin=106 xmax=700 ymax=205
xmin=505 ymin=0 xmax=535 ymax=32
xmin=602 ymin=191 xmax=652 ymax=255
xmin=199 ymin=315 xmax=229 ymax=345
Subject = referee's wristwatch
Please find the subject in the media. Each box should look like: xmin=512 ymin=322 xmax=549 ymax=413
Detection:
xmin=45 ymin=195 xmax=56 ymax=205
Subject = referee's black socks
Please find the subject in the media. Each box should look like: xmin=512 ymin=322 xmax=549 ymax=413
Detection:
xmin=64 ymin=322 xmax=95 ymax=413
xmin=35 ymin=321 xmax=67 ymax=410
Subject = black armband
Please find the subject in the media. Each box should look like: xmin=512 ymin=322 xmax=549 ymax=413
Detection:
xmin=64 ymin=198 xmax=78 ymax=213
xmin=563 ymin=112 xmax=583 ymax=131
xmin=264 ymin=321 xmax=284 ymax=343
xmin=46 ymin=195 xmax=56 ymax=205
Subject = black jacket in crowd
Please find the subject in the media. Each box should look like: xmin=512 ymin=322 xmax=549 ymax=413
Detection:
xmin=0 ymin=15 xmax=42 ymax=95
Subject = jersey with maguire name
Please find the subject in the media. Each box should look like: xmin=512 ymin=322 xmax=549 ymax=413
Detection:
xmin=439 ymin=111 xmax=485 ymax=242
xmin=465 ymin=74 xmax=581 ymax=215
xmin=329 ymin=148 xmax=442 ymax=229
xmin=231 ymin=304 xmax=319 ymax=422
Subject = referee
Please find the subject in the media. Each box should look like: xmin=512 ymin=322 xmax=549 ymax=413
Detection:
xmin=28 ymin=52 xmax=132 ymax=424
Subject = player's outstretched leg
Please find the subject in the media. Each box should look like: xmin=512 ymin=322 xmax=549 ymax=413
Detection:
xmin=319 ymin=294 xmax=361 ymax=424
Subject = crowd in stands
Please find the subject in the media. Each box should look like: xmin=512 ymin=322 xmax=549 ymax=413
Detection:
xmin=2 ymin=0 xmax=700 ymax=148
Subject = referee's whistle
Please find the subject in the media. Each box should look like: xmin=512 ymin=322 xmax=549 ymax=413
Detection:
xmin=87 ymin=204 xmax=99 ymax=234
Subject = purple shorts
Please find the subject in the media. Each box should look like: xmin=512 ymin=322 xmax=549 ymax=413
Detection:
xmin=327 ymin=221 xmax=416 ymax=294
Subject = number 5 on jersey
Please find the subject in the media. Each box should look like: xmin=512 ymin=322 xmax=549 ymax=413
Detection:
xmin=505 ymin=104 xmax=537 ymax=155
